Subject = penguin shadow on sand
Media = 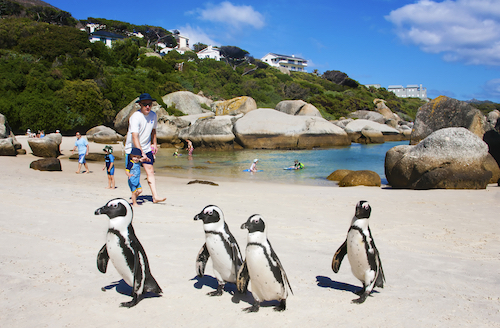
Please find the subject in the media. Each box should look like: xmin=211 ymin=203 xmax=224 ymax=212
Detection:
xmin=191 ymin=275 xmax=254 ymax=305
xmin=315 ymin=276 xmax=380 ymax=296
xmin=101 ymin=279 xmax=162 ymax=300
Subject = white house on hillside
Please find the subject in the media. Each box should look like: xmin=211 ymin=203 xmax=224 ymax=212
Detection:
xmin=88 ymin=30 xmax=125 ymax=47
xmin=196 ymin=45 xmax=223 ymax=61
xmin=388 ymin=84 xmax=427 ymax=100
xmin=261 ymin=53 xmax=308 ymax=72
xmin=160 ymin=32 xmax=191 ymax=55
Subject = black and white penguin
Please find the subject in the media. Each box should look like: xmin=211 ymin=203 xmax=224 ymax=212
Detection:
xmin=194 ymin=205 xmax=244 ymax=296
xmin=237 ymin=214 xmax=293 ymax=312
xmin=331 ymin=200 xmax=385 ymax=304
xmin=95 ymin=198 xmax=162 ymax=307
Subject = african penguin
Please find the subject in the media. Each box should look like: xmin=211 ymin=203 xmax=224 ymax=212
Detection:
xmin=237 ymin=214 xmax=293 ymax=312
xmin=194 ymin=205 xmax=244 ymax=296
xmin=95 ymin=198 xmax=162 ymax=307
xmin=331 ymin=200 xmax=385 ymax=304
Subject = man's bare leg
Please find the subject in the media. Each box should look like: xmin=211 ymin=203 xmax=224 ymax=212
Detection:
xmin=143 ymin=164 xmax=166 ymax=203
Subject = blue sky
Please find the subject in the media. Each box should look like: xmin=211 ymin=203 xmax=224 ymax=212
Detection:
xmin=48 ymin=0 xmax=500 ymax=103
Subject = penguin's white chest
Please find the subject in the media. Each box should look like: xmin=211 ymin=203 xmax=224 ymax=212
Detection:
xmin=347 ymin=229 xmax=373 ymax=282
xmin=106 ymin=232 xmax=134 ymax=286
xmin=206 ymin=233 xmax=235 ymax=282
xmin=246 ymin=244 xmax=284 ymax=302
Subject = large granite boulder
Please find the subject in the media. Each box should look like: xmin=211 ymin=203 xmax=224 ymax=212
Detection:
xmin=27 ymin=133 xmax=62 ymax=157
xmin=30 ymin=158 xmax=62 ymax=171
xmin=339 ymin=170 xmax=381 ymax=187
xmin=374 ymin=99 xmax=400 ymax=121
xmin=275 ymin=100 xmax=322 ymax=117
xmin=234 ymin=108 xmax=350 ymax=149
xmin=156 ymin=112 xmax=216 ymax=145
xmin=483 ymin=121 xmax=500 ymax=168
xmin=0 ymin=113 xmax=10 ymax=138
xmin=178 ymin=115 xmax=238 ymax=149
xmin=162 ymin=91 xmax=213 ymax=115
xmin=410 ymin=96 xmax=486 ymax=145
xmin=114 ymin=98 xmax=168 ymax=135
xmin=485 ymin=110 xmax=499 ymax=131
xmin=344 ymin=119 xmax=402 ymax=143
xmin=484 ymin=153 xmax=500 ymax=184
xmin=0 ymin=138 xmax=17 ymax=156
xmin=385 ymin=127 xmax=492 ymax=189
xmin=326 ymin=169 xmax=352 ymax=181
xmin=212 ymin=96 xmax=257 ymax=116
xmin=360 ymin=126 xmax=385 ymax=144
xmin=348 ymin=110 xmax=385 ymax=123
xmin=86 ymin=126 xmax=124 ymax=144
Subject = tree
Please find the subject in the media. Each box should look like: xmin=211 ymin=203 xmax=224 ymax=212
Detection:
xmin=219 ymin=45 xmax=249 ymax=70
xmin=193 ymin=42 xmax=208 ymax=52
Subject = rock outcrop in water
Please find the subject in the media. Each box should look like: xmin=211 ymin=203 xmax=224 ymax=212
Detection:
xmin=385 ymin=127 xmax=492 ymax=189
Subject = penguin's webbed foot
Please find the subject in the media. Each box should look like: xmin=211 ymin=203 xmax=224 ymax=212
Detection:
xmin=207 ymin=285 xmax=223 ymax=296
xmin=120 ymin=294 xmax=141 ymax=308
xmin=243 ymin=302 xmax=260 ymax=313
xmin=274 ymin=299 xmax=286 ymax=312
xmin=351 ymin=293 xmax=368 ymax=304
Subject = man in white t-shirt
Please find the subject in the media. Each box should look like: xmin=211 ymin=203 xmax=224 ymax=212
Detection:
xmin=125 ymin=93 xmax=166 ymax=203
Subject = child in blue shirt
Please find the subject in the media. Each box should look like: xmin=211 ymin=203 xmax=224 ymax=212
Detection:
xmin=126 ymin=148 xmax=143 ymax=206
xmin=102 ymin=145 xmax=115 ymax=189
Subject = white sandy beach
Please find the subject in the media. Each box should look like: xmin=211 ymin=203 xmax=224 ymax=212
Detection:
xmin=1 ymin=136 xmax=499 ymax=327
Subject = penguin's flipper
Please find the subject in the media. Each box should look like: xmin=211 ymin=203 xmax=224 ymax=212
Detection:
xmin=97 ymin=244 xmax=109 ymax=273
xmin=332 ymin=240 xmax=347 ymax=273
xmin=375 ymin=253 xmax=385 ymax=288
xmin=272 ymin=253 xmax=293 ymax=296
xmin=196 ymin=243 xmax=210 ymax=277
xmin=236 ymin=261 xmax=249 ymax=294
xmin=231 ymin=243 xmax=243 ymax=276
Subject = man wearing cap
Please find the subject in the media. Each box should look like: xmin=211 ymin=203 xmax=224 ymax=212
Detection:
xmin=124 ymin=93 xmax=166 ymax=203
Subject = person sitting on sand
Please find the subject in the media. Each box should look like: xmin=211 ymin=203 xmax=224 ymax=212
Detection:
xmin=102 ymin=145 xmax=115 ymax=189
xmin=173 ymin=149 xmax=180 ymax=157
xmin=125 ymin=148 xmax=143 ymax=207
xmin=250 ymin=159 xmax=259 ymax=172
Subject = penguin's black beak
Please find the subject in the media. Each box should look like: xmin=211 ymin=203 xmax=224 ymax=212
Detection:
xmin=194 ymin=213 xmax=202 ymax=221
xmin=241 ymin=222 xmax=248 ymax=230
xmin=95 ymin=206 xmax=107 ymax=215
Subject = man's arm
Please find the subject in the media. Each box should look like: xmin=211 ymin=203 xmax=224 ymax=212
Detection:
xmin=151 ymin=129 xmax=158 ymax=153
xmin=132 ymin=132 xmax=149 ymax=161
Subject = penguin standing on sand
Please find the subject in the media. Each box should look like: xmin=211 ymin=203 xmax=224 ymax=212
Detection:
xmin=237 ymin=214 xmax=293 ymax=312
xmin=331 ymin=200 xmax=385 ymax=304
xmin=95 ymin=198 xmax=162 ymax=307
xmin=194 ymin=205 xmax=244 ymax=296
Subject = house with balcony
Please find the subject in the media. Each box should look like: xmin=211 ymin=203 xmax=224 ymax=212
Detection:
xmin=388 ymin=84 xmax=427 ymax=100
xmin=261 ymin=53 xmax=308 ymax=72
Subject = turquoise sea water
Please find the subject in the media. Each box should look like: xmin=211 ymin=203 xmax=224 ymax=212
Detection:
xmin=147 ymin=141 xmax=409 ymax=186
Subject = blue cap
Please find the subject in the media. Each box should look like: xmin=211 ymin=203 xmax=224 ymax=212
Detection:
xmin=130 ymin=148 xmax=142 ymax=156
xmin=136 ymin=93 xmax=156 ymax=103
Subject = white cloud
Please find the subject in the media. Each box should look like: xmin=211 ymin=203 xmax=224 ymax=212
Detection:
xmin=177 ymin=24 xmax=219 ymax=47
xmin=197 ymin=2 xmax=265 ymax=29
xmin=385 ymin=0 xmax=500 ymax=65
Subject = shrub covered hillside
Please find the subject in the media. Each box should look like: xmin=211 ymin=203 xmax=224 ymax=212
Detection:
xmin=0 ymin=15 xmax=427 ymax=134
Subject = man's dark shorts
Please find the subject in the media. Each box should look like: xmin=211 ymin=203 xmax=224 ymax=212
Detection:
xmin=125 ymin=151 xmax=155 ymax=166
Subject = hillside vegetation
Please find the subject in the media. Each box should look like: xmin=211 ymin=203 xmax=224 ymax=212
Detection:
xmin=0 ymin=14 xmax=428 ymax=134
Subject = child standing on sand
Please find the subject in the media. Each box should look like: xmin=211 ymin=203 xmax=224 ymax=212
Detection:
xmin=125 ymin=148 xmax=143 ymax=206
xmin=102 ymin=146 xmax=115 ymax=189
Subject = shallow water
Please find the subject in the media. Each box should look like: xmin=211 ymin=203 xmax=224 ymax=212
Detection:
xmin=143 ymin=141 xmax=409 ymax=186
